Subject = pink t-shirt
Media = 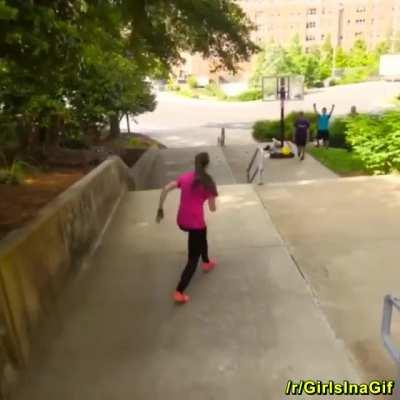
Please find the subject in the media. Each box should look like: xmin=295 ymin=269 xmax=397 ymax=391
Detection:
xmin=176 ymin=171 xmax=218 ymax=230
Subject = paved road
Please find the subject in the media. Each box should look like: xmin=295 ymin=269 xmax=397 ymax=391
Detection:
xmin=13 ymin=186 xmax=363 ymax=400
xmin=122 ymin=81 xmax=400 ymax=148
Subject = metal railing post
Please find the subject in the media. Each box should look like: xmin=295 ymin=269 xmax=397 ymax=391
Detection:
xmin=258 ymin=145 xmax=264 ymax=185
xmin=382 ymin=294 xmax=400 ymax=397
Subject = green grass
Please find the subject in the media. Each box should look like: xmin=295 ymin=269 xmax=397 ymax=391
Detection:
xmin=309 ymin=147 xmax=369 ymax=176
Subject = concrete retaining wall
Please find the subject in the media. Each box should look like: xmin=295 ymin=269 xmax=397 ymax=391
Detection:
xmin=129 ymin=146 xmax=166 ymax=190
xmin=0 ymin=156 xmax=132 ymax=370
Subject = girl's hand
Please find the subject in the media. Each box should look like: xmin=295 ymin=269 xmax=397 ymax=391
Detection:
xmin=156 ymin=208 xmax=164 ymax=223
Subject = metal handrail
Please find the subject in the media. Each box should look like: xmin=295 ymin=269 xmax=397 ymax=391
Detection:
xmin=217 ymin=127 xmax=225 ymax=147
xmin=382 ymin=294 xmax=400 ymax=397
xmin=247 ymin=146 xmax=265 ymax=184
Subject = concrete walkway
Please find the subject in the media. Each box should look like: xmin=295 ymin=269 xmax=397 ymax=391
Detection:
xmin=13 ymin=185 xmax=362 ymax=400
xmin=134 ymin=145 xmax=337 ymax=189
xmin=222 ymin=144 xmax=337 ymax=184
xmin=257 ymin=176 xmax=400 ymax=383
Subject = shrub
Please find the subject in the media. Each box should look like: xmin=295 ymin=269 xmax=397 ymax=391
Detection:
xmin=167 ymin=78 xmax=180 ymax=92
xmin=253 ymin=120 xmax=282 ymax=141
xmin=329 ymin=117 xmax=350 ymax=149
xmin=285 ymin=111 xmax=318 ymax=139
xmin=253 ymin=111 xmax=319 ymax=142
xmin=346 ymin=111 xmax=400 ymax=174
xmin=313 ymin=81 xmax=324 ymax=88
xmin=205 ymin=83 xmax=227 ymax=100
xmin=61 ymin=136 xmax=90 ymax=149
xmin=179 ymin=87 xmax=196 ymax=98
xmin=0 ymin=160 xmax=31 ymax=185
xmin=187 ymin=75 xmax=198 ymax=89
xmin=236 ymin=89 xmax=263 ymax=101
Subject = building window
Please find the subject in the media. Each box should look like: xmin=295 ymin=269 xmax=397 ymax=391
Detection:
xmin=356 ymin=6 xmax=366 ymax=13
xmin=306 ymin=35 xmax=316 ymax=41
xmin=306 ymin=21 xmax=316 ymax=29
xmin=321 ymin=34 xmax=325 ymax=40
xmin=355 ymin=32 xmax=363 ymax=37
xmin=356 ymin=19 xmax=365 ymax=24
xmin=307 ymin=8 xmax=317 ymax=15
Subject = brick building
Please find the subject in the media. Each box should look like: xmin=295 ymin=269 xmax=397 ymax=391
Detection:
xmin=177 ymin=0 xmax=400 ymax=81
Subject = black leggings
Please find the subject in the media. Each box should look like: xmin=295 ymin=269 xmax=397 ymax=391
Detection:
xmin=176 ymin=228 xmax=209 ymax=293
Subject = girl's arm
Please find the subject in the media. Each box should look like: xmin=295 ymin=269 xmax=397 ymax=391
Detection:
xmin=208 ymin=196 xmax=217 ymax=212
xmin=156 ymin=181 xmax=178 ymax=223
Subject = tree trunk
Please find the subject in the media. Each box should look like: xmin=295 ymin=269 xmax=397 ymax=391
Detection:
xmin=109 ymin=114 xmax=120 ymax=138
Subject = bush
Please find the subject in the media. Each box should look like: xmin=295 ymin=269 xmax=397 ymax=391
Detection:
xmin=0 ymin=160 xmax=31 ymax=185
xmin=329 ymin=117 xmax=350 ymax=149
xmin=253 ymin=111 xmax=319 ymax=142
xmin=167 ymin=78 xmax=180 ymax=92
xmin=346 ymin=111 xmax=400 ymax=174
xmin=236 ymin=89 xmax=263 ymax=102
xmin=338 ymin=67 xmax=374 ymax=85
xmin=253 ymin=120 xmax=282 ymax=141
xmin=285 ymin=111 xmax=318 ymax=139
xmin=61 ymin=136 xmax=90 ymax=149
xmin=313 ymin=81 xmax=324 ymax=88
xmin=205 ymin=83 xmax=227 ymax=100
xmin=187 ymin=75 xmax=198 ymax=89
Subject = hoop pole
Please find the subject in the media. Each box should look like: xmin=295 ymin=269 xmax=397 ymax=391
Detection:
xmin=279 ymin=82 xmax=285 ymax=147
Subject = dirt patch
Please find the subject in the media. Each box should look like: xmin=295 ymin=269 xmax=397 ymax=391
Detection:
xmin=0 ymin=168 xmax=91 ymax=240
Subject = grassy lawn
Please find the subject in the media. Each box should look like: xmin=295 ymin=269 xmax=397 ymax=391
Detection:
xmin=309 ymin=147 xmax=369 ymax=177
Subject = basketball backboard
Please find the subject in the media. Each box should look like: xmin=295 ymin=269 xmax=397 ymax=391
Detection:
xmin=262 ymin=75 xmax=304 ymax=101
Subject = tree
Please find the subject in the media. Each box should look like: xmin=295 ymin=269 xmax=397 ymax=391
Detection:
xmin=347 ymin=39 xmax=374 ymax=67
xmin=250 ymin=41 xmax=288 ymax=87
xmin=117 ymin=0 xmax=258 ymax=73
xmin=394 ymin=31 xmax=400 ymax=53
xmin=0 ymin=0 xmax=257 ymax=149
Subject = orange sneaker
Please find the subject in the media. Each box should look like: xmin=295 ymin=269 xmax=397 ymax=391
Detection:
xmin=173 ymin=291 xmax=190 ymax=304
xmin=202 ymin=259 xmax=217 ymax=272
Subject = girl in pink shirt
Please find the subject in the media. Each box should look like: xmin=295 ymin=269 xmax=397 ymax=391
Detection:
xmin=156 ymin=152 xmax=218 ymax=304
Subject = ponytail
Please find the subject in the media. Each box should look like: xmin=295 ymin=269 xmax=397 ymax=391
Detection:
xmin=192 ymin=152 xmax=217 ymax=195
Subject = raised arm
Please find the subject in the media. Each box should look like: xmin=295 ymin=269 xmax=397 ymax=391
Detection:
xmin=156 ymin=181 xmax=178 ymax=223
xmin=313 ymin=103 xmax=319 ymax=115
xmin=329 ymin=104 xmax=335 ymax=117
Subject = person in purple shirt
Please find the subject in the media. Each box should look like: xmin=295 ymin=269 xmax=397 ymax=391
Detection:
xmin=156 ymin=152 xmax=218 ymax=304
xmin=293 ymin=111 xmax=310 ymax=161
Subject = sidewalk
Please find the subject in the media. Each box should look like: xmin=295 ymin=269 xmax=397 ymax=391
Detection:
xmin=256 ymin=175 xmax=400 ymax=383
xmin=221 ymin=144 xmax=337 ymax=184
xmin=13 ymin=185 xmax=363 ymax=400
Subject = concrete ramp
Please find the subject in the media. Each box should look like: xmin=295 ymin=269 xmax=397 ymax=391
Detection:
xmin=14 ymin=185 xmax=363 ymax=400
xmin=131 ymin=146 xmax=236 ymax=190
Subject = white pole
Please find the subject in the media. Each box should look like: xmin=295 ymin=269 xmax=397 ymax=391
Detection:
xmin=258 ymin=146 xmax=264 ymax=185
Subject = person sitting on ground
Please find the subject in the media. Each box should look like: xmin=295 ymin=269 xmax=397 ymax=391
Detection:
xmin=350 ymin=105 xmax=358 ymax=116
xmin=313 ymin=103 xmax=335 ymax=148
xmin=293 ymin=111 xmax=310 ymax=161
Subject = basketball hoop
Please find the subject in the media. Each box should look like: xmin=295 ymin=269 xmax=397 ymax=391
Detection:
xmin=262 ymin=75 xmax=304 ymax=102
xmin=261 ymin=75 xmax=305 ymax=147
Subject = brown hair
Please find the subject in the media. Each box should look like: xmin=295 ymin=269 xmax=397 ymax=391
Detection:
xmin=192 ymin=152 xmax=217 ymax=195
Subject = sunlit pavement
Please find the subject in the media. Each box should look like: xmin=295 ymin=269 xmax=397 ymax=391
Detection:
xmin=122 ymin=81 xmax=400 ymax=148
xmin=13 ymin=186 xmax=363 ymax=400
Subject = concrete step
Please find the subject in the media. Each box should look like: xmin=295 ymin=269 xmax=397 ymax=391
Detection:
xmin=14 ymin=185 xmax=363 ymax=400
